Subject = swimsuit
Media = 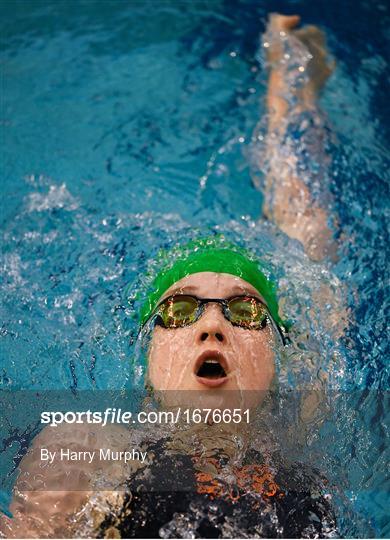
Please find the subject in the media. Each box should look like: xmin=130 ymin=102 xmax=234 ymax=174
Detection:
xmin=95 ymin=439 xmax=337 ymax=539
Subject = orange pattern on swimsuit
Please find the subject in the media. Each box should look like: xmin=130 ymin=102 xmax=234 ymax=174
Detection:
xmin=235 ymin=464 xmax=282 ymax=497
xmin=193 ymin=457 xmax=284 ymax=502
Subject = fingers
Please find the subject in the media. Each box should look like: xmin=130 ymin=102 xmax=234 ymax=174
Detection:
xmin=268 ymin=13 xmax=301 ymax=32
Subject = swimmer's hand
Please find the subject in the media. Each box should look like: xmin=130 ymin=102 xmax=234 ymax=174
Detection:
xmin=265 ymin=13 xmax=335 ymax=101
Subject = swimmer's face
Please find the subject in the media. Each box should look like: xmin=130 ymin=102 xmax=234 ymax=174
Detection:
xmin=147 ymin=272 xmax=276 ymax=403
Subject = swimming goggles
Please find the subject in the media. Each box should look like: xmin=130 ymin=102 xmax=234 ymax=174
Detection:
xmin=152 ymin=294 xmax=269 ymax=330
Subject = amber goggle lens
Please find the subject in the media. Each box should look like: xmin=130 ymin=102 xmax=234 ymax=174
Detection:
xmin=159 ymin=295 xmax=199 ymax=328
xmin=158 ymin=295 xmax=267 ymax=329
xmin=227 ymin=297 xmax=267 ymax=328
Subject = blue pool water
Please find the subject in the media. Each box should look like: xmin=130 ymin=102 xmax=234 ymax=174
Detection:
xmin=1 ymin=0 xmax=389 ymax=537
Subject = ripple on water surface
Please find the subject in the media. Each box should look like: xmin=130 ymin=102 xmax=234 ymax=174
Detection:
xmin=1 ymin=0 xmax=389 ymax=537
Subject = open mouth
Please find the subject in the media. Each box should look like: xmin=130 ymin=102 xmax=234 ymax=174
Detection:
xmin=196 ymin=359 xmax=227 ymax=379
xmin=195 ymin=351 xmax=229 ymax=387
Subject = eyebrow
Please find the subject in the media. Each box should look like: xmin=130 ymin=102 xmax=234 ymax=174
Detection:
xmin=160 ymin=285 xmax=199 ymax=301
xmin=160 ymin=285 xmax=264 ymax=302
xmin=226 ymin=286 xmax=260 ymax=297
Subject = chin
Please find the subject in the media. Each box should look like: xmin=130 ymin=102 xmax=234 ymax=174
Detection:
xmin=151 ymin=379 xmax=269 ymax=412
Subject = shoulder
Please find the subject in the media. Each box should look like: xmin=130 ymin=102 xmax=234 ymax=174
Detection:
xmin=1 ymin=423 xmax=141 ymax=538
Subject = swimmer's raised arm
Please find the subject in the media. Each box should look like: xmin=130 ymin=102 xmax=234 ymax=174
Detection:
xmin=259 ymin=14 xmax=337 ymax=261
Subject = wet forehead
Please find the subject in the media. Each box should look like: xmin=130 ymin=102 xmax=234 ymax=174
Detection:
xmin=161 ymin=272 xmax=262 ymax=300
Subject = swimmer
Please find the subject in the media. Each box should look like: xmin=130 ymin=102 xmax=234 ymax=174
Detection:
xmin=89 ymin=240 xmax=337 ymax=538
xmin=1 ymin=13 xmax=340 ymax=539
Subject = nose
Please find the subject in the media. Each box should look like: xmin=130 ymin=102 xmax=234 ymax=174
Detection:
xmin=195 ymin=304 xmax=227 ymax=344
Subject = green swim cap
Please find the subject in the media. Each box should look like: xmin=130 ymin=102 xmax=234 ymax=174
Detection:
xmin=137 ymin=238 xmax=288 ymax=331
